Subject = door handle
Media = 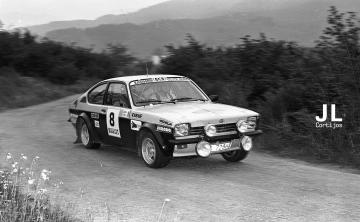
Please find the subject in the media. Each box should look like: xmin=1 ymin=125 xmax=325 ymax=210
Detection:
xmin=101 ymin=109 xmax=107 ymax=113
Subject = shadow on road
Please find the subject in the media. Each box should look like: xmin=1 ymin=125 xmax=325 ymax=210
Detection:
xmin=72 ymin=143 xmax=255 ymax=173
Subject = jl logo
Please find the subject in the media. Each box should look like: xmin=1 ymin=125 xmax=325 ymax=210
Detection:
xmin=315 ymin=104 xmax=343 ymax=129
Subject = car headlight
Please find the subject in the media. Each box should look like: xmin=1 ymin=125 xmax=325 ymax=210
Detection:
xmin=204 ymin=124 xmax=216 ymax=137
xmin=241 ymin=136 xmax=253 ymax=151
xmin=196 ymin=141 xmax=211 ymax=157
xmin=236 ymin=117 xmax=257 ymax=133
xmin=174 ymin=123 xmax=189 ymax=137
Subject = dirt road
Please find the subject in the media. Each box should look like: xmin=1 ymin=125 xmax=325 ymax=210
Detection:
xmin=0 ymin=96 xmax=359 ymax=221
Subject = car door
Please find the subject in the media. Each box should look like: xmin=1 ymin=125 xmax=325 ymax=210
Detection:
xmin=103 ymin=82 xmax=135 ymax=147
xmin=86 ymin=82 xmax=109 ymax=141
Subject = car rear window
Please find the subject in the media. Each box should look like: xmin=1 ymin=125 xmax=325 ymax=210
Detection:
xmin=88 ymin=83 xmax=107 ymax=105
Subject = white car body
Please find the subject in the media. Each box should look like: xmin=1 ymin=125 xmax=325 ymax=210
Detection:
xmin=69 ymin=74 xmax=262 ymax=167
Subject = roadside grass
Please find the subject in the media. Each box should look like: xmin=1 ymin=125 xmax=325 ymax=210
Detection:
xmin=257 ymin=130 xmax=360 ymax=170
xmin=0 ymin=153 xmax=81 ymax=222
xmin=0 ymin=67 xmax=99 ymax=112
xmin=0 ymin=152 xmax=176 ymax=222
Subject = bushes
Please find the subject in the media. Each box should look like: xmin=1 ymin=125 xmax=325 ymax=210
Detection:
xmin=48 ymin=64 xmax=82 ymax=85
xmin=0 ymin=66 xmax=98 ymax=110
xmin=0 ymin=30 xmax=134 ymax=85
xmin=158 ymin=7 xmax=360 ymax=166
xmin=0 ymin=29 xmax=136 ymax=109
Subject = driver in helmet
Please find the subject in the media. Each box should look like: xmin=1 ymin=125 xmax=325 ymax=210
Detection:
xmin=156 ymin=83 xmax=174 ymax=101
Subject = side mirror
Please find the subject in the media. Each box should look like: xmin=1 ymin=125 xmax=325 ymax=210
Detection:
xmin=209 ymin=95 xmax=219 ymax=102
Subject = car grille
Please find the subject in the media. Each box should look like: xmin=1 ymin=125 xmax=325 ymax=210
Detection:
xmin=216 ymin=123 xmax=237 ymax=133
xmin=189 ymin=123 xmax=237 ymax=135
xmin=189 ymin=126 xmax=204 ymax=135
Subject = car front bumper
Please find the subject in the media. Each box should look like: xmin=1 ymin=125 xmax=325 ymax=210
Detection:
xmin=171 ymin=130 xmax=262 ymax=157
xmin=169 ymin=130 xmax=262 ymax=145
xmin=173 ymin=139 xmax=243 ymax=157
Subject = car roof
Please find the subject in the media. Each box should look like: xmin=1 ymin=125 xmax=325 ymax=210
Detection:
xmin=106 ymin=74 xmax=186 ymax=84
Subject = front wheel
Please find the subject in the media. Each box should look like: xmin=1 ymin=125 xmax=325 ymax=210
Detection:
xmin=221 ymin=149 xmax=248 ymax=162
xmin=79 ymin=118 xmax=100 ymax=149
xmin=139 ymin=131 xmax=170 ymax=168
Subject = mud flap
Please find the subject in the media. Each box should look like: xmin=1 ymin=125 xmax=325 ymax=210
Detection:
xmin=68 ymin=117 xmax=82 ymax=144
xmin=74 ymin=137 xmax=82 ymax=144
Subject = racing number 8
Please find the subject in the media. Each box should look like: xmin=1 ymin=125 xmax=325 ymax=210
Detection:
xmin=106 ymin=109 xmax=121 ymax=138
xmin=109 ymin=112 xmax=115 ymax=127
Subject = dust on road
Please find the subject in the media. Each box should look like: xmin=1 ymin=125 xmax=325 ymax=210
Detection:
xmin=0 ymin=96 xmax=359 ymax=221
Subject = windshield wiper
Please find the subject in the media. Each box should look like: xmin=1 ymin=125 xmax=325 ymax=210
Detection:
xmin=170 ymin=97 xmax=206 ymax=102
xmin=137 ymin=99 xmax=175 ymax=105
xmin=137 ymin=99 xmax=163 ymax=105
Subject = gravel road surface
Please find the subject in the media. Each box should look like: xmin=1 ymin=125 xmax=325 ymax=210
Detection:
xmin=0 ymin=96 xmax=359 ymax=221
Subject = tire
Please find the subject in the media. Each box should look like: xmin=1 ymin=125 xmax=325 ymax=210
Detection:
xmin=79 ymin=118 xmax=101 ymax=149
xmin=221 ymin=149 xmax=248 ymax=162
xmin=139 ymin=131 xmax=170 ymax=168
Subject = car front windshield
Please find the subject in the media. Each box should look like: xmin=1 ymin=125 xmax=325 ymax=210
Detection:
xmin=129 ymin=80 xmax=208 ymax=106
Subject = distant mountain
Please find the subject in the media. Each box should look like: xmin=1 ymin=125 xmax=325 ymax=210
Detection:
xmin=28 ymin=0 xmax=317 ymax=35
xmin=45 ymin=0 xmax=359 ymax=58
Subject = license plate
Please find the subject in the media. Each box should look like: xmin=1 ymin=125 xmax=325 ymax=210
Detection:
xmin=211 ymin=141 xmax=232 ymax=152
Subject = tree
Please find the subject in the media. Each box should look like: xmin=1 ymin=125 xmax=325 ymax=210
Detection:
xmin=23 ymin=30 xmax=36 ymax=45
xmin=316 ymin=6 xmax=360 ymax=130
xmin=317 ymin=6 xmax=360 ymax=50
xmin=316 ymin=6 xmax=360 ymax=97
xmin=106 ymin=44 xmax=135 ymax=72
xmin=159 ymin=34 xmax=207 ymax=76
xmin=48 ymin=63 xmax=82 ymax=85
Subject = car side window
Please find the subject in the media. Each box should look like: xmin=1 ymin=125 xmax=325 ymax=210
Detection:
xmin=105 ymin=83 xmax=130 ymax=108
xmin=88 ymin=83 xmax=108 ymax=105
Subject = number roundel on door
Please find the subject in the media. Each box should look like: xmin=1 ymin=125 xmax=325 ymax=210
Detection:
xmin=109 ymin=112 xmax=115 ymax=126
xmin=106 ymin=109 xmax=121 ymax=138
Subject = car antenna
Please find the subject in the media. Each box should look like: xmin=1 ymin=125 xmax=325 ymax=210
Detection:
xmin=146 ymin=63 xmax=149 ymax=77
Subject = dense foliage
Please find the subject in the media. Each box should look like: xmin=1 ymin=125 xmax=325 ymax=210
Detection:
xmin=0 ymin=30 xmax=134 ymax=84
xmin=159 ymin=7 xmax=360 ymax=165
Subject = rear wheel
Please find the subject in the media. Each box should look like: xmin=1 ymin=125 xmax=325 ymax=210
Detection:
xmin=221 ymin=149 xmax=248 ymax=162
xmin=140 ymin=131 xmax=170 ymax=168
xmin=79 ymin=118 xmax=100 ymax=149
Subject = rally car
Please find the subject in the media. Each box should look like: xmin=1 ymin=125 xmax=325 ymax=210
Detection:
xmin=68 ymin=74 xmax=262 ymax=168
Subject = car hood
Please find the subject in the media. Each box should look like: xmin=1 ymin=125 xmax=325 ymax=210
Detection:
xmin=133 ymin=102 xmax=259 ymax=127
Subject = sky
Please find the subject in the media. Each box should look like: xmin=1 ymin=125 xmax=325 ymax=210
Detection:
xmin=0 ymin=0 xmax=169 ymax=27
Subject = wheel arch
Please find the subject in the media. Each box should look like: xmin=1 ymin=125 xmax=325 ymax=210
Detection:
xmin=76 ymin=112 xmax=100 ymax=143
xmin=136 ymin=123 xmax=173 ymax=157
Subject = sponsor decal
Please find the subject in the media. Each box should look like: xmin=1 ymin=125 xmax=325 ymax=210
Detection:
xmin=106 ymin=109 xmax=121 ymax=138
xmin=156 ymin=125 xmax=172 ymax=134
xmin=131 ymin=113 xmax=143 ymax=119
xmin=130 ymin=120 xmax=142 ymax=131
xmin=91 ymin=112 xmax=99 ymax=119
xmin=211 ymin=141 xmax=232 ymax=152
xmin=94 ymin=120 xmax=100 ymax=128
xmin=108 ymin=128 xmax=120 ymax=137
xmin=159 ymin=119 xmax=172 ymax=126
xmin=120 ymin=109 xmax=130 ymax=118
xmin=130 ymin=78 xmax=153 ymax=85
xmin=130 ymin=77 xmax=188 ymax=85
